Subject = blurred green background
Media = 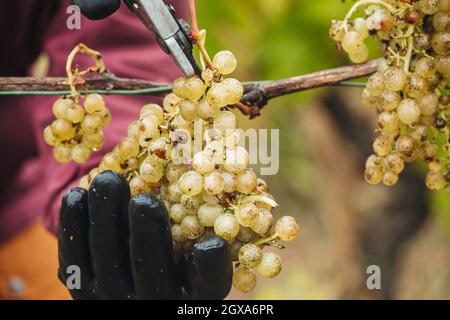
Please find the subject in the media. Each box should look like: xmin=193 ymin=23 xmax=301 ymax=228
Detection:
xmin=196 ymin=0 xmax=450 ymax=299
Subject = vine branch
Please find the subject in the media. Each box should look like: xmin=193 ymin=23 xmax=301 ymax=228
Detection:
xmin=0 ymin=59 xmax=381 ymax=118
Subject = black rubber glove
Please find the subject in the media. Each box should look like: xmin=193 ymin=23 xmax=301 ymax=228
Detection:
xmin=69 ymin=0 xmax=121 ymax=20
xmin=58 ymin=170 xmax=232 ymax=300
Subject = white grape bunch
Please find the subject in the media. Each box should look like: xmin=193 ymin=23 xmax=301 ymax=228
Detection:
xmin=76 ymin=50 xmax=300 ymax=293
xmin=330 ymin=0 xmax=450 ymax=193
xmin=43 ymin=94 xmax=110 ymax=164
xmin=43 ymin=44 xmax=111 ymax=164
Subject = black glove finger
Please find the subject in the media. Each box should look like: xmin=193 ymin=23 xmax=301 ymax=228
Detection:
xmin=70 ymin=0 xmax=121 ymax=20
xmin=129 ymin=193 xmax=181 ymax=299
xmin=184 ymin=235 xmax=233 ymax=300
xmin=88 ymin=170 xmax=134 ymax=299
xmin=59 ymin=187 xmax=96 ymax=299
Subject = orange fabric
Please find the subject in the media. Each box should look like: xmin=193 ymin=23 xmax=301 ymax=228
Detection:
xmin=0 ymin=222 xmax=71 ymax=300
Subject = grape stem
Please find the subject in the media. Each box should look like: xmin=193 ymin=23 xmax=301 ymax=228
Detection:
xmin=403 ymin=25 xmax=415 ymax=74
xmin=340 ymin=0 xmax=396 ymax=32
xmin=65 ymin=43 xmax=106 ymax=97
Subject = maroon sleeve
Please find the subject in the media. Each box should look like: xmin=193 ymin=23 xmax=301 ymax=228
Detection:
xmin=0 ymin=1 xmax=188 ymax=242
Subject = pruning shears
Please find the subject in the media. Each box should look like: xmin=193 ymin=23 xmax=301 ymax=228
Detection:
xmin=124 ymin=0 xmax=200 ymax=77
xmin=72 ymin=0 xmax=200 ymax=77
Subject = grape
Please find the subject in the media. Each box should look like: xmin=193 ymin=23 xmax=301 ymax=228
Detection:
xmin=373 ymin=135 xmax=392 ymax=157
xmin=405 ymin=75 xmax=429 ymax=98
xmin=81 ymin=115 xmax=102 ymax=134
xmin=167 ymin=183 xmax=183 ymax=203
xmin=178 ymin=171 xmax=204 ymax=196
xmin=425 ymin=170 xmax=446 ymax=189
xmin=71 ymin=144 xmax=91 ymax=164
xmin=237 ymin=226 xmax=258 ymax=242
xmin=198 ymin=204 xmax=223 ymax=227
xmin=171 ymin=77 xmax=188 ymax=99
xmin=139 ymin=115 xmax=160 ymax=138
xmin=185 ymin=77 xmax=206 ymax=101
xmin=213 ymin=50 xmax=237 ymax=75
xmin=415 ymin=57 xmax=437 ymax=79
xmin=223 ymin=78 xmax=244 ymax=104
xmin=398 ymin=99 xmax=421 ymax=124
xmin=236 ymin=169 xmax=257 ymax=194
xmin=166 ymin=163 xmax=188 ymax=183
xmin=118 ymin=137 xmax=139 ymax=160
xmin=275 ymin=216 xmax=300 ymax=241
xmin=419 ymin=0 xmax=439 ymax=15
xmin=169 ymin=203 xmax=187 ymax=224
xmin=203 ymin=171 xmax=225 ymax=195
xmin=224 ymin=146 xmax=249 ymax=174
xmin=341 ymin=31 xmax=364 ymax=54
xmin=257 ymin=252 xmax=282 ymax=278
xmin=192 ymin=151 xmax=215 ymax=174
xmin=417 ymin=92 xmax=439 ymax=115
xmin=51 ymin=119 xmax=75 ymax=140
xmin=238 ymin=244 xmax=262 ymax=268
xmin=149 ymin=137 xmax=172 ymax=161
xmin=196 ymin=98 xmax=219 ymax=120
xmin=431 ymin=31 xmax=450 ymax=55
xmin=179 ymin=100 xmax=198 ymax=121
xmin=251 ymin=209 xmax=273 ymax=235
xmin=100 ymin=152 xmax=122 ymax=172
xmin=354 ymin=18 xmax=369 ymax=39
xmin=180 ymin=194 xmax=202 ymax=212
xmin=222 ymin=172 xmax=237 ymax=193
xmin=52 ymin=98 xmax=72 ymax=119
xmin=43 ymin=125 xmax=58 ymax=146
xmin=201 ymin=68 xmax=214 ymax=85
xmin=214 ymin=213 xmax=240 ymax=241
xmin=367 ymin=73 xmax=385 ymax=96
xmin=232 ymin=266 xmax=256 ymax=293
xmin=181 ymin=215 xmax=204 ymax=240
xmin=235 ymin=202 xmax=259 ymax=227
xmin=129 ymin=176 xmax=150 ymax=196
xmin=66 ymin=104 xmax=85 ymax=123
xmin=214 ymin=111 xmax=237 ymax=132
xmin=163 ymin=93 xmax=183 ymax=113
xmin=383 ymin=171 xmax=399 ymax=186
xmin=139 ymin=158 xmax=164 ymax=183
xmin=384 ymin=153 xmax=404 ymax=174
xmin=395 ymin=135 xmax=416 ymax=158
xmin=53 ymin=145 xmax=72 ymax=163
xmin=367 ymin=9 xmax=394 ymax=32
xmin=383 ymin=67 xmax=407 ymax=92
xmin=380 ymin=91 xmax=401 ymax=111
xmin=378 ymin=111 xmax=399 ymax=132
xmin=207 ymin=83 xmax=230 ymax=108
xmin=140 ymin=103 xmax=164 ymax=122
xmin=171 ymin=224 xmax=186 ymax=243
xmin=84 ymin=94 xmax=106 ymax=115
xmin=349 ymin=45 xmax=369 ymax=63
xmin=364 ymin=166 xmax=383 ymax=184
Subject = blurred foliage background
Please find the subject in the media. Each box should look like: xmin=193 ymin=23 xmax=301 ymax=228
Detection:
xmin=195 ymin=0 xmax=450 ymax=299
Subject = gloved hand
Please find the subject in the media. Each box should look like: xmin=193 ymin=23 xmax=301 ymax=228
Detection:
xmin=69 ymin=0 xmax=121 ymax=20
xmin=58 ymin=170 xmax=232 ymax=300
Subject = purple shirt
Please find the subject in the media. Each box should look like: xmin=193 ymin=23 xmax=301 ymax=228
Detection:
xmin=0 ymin=1 xmax=186 ymax=243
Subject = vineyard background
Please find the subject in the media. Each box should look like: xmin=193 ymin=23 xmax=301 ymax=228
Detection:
xmin=193 ymin=0 xmax=450 ymax=299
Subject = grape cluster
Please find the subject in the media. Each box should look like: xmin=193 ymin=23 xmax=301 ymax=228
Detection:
xmin=331 ymin=0 xmax=450 ymax=193
xmin=44 ymin=94 xmax=110 ymax=164
xmin=78 ymin=50 xmax=300 ymax=293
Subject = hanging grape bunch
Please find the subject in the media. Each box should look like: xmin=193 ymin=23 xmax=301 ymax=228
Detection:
xmin=43 ymin=44 xmax=111 ymax=164
xmin=330 ymin=0 xmax=450 ymax=194
xmin=70 ymin=47 xmax=300 ymax=293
